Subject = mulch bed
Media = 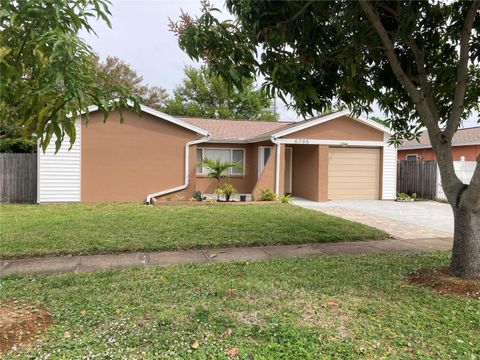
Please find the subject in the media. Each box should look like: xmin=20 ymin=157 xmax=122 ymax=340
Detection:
xmin=408 ymin=266 xmax=480 ymax=299
xmin=153 ymin=200 xmax=281 ymax=206
xmin=0 ymin=300 xmax=52 ymax=355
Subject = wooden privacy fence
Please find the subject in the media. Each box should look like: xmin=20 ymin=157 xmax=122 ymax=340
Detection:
xmin=397 ymin=160 xmax=437 ymax=199
xmin=0 ymin=153 xmax=37 ymax=203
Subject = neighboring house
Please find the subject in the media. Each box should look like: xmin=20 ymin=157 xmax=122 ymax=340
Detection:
xmin=38 ymin=106 xmax=397 ymax=203
xmin=398 ymin=127 xmax=480 ymax=161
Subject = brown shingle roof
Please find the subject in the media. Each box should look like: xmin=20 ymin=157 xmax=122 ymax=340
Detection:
xmin=400 ymin=127 xmax=480 ymax=149
xmin=180 ymin=117 xmax=294 ymax=141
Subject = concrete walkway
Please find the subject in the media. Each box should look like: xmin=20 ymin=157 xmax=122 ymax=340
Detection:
xmin=0 ymin=237 xmax=452 ymax=276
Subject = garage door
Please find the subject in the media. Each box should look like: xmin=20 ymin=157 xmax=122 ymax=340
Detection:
xmin=328 ymin=147 xmax=380 ymax=200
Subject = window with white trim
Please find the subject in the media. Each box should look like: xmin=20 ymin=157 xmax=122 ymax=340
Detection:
xmin=406 ymin=154 xmax=419 ymax=161
xmin=196 ymin=148 xmax=245 ymax=175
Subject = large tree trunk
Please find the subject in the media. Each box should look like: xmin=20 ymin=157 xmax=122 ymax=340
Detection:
xmin=360 ymin=0 xmax=480 ymax=278
xmin=450 ymin=203 xmax=480 ymax=278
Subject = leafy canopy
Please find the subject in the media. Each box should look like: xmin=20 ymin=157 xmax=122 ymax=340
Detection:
xmin=162 ymin=65 xmax=278 ymax=121
xmin=0 ymin=117 xmax=37 ymax=153
xmin=94 ymin=55 xmax=167 ymax=110
xmin=0 ymin=0 xmax=140 ymax=151
xmin=172 ymin=1 xmax=480 ymax=143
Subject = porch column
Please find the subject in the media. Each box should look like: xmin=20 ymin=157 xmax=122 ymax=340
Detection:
xmin=276 ymin=144 xmax=286 ymax=196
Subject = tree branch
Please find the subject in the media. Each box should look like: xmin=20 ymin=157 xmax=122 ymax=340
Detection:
xmin=469 ymin=155 xmax=480 ymax=188
xmin=276 ymin=1 xmax=314 ymax=28
xmin=358 ymin=1 xmax=422 ymax=104
xmin=407 ymin=35 xmax=441 ymax=123
xmin=359 ymin=0 xmax=465 ymax=203
xmin=0 ymin=125 xmax=24 ymax=139
xmin=462 ymin=155 xmax=480 ymax=208
xmin=445 ymin=1 xmax=480 ymax=140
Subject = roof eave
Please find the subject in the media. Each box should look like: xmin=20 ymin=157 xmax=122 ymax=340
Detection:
xmin=399 ymin=140 xmax=480 ymax=150
xmin=270 ymin=110 xmax=393 ymax=139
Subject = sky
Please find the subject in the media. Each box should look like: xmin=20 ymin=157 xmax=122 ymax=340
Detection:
xmin=81 ymin=0 xmax=478 ymax=126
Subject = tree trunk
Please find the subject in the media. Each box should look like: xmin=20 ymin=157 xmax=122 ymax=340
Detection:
xmin=450 ymin=204 xmax=480 ymax=278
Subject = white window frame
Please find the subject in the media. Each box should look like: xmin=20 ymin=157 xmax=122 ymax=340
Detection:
xmin=258 ymin=146 xmax=273 ymax=178
xmin=196 ymin=147 xmax=245 ymax=175
xmin=406 ymin=154 xmax=419 ymax=161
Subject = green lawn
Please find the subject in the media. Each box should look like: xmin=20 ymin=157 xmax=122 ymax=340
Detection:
xmin=1 ymin=252 xmax=478 ymax=358
xmin=0 ymin=203 xmax=387 ymax=259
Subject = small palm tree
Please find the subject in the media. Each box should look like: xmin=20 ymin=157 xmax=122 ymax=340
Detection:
xmin=201 ymin=158 xmax=243 ymax=199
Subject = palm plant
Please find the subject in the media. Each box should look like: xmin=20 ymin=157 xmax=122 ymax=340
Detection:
xmin=201 ymin=158 xmax=243 ymax=200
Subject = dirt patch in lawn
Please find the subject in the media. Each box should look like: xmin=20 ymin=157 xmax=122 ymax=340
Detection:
xmin=0 ymin=300 xmax=52 ymax=355
xmin=408 ymin=266 xmax=480 ymax=299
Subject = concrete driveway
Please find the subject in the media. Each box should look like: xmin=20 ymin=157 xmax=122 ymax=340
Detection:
xmin=293 ymin=199 xmax=454 ymax=239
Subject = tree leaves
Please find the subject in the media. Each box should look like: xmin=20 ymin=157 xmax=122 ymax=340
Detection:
xmin=94 ymin=55 xmax=168 ymax=110
xmin=162 ymin=65 xmax=278 ymax=121
xmin=0 ymin=0 xmax=140 ymax=152
xmin=173 ymin=0 xmax=480 ymax=142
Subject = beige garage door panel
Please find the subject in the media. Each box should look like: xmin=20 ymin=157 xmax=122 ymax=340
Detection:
xmin=328 ymin=147 xmax=380 ymax=200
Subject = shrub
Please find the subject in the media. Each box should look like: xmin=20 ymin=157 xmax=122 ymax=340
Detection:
xmin=258 ymin=188 xmax=276 ymax=201
xmin=220 ymin=183 xmax=237 ymax=202
xmin=278 ymin=194 xmax=292 ymax=204
xmin=201 ymin=158 xmax=243 ymax=200
xmin=396 ymin=192 xmax=416 ymax=202
xmin=192 ymin=191 xmax=203 ymax=202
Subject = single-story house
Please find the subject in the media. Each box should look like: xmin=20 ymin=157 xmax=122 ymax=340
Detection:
xmin=398 ymin=127 xmax=480 ymax=161
xmin=38 ymin=106 xmax=397 ymax=203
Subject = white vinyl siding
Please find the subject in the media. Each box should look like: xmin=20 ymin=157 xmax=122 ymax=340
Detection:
xmin=196 ymin=148 xmax=245 ymax=175
xmin=382 ymin=133 xmax=397 ymax=200
xmin=38 ymin=120 xmax=81 ymax=202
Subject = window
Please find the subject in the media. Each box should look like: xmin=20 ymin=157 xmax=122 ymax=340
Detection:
xmin=258 ymin=146 xmax=273 ymax=177
xmin=196 ymin=148 xmax=245 ymax=175
xmin=406 ymin=154 xmax=419 ymax=161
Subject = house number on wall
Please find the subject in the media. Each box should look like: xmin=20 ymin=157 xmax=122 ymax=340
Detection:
xmin=294 ymin=139 xmax=309 ymax=144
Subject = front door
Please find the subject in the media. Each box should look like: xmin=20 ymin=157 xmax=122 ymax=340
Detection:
xmin=284 ymin=147 xmax=293 ymax=194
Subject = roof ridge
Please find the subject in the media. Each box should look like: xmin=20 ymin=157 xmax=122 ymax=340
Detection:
xmin=178 ymin=116 xmax=295 ymax=124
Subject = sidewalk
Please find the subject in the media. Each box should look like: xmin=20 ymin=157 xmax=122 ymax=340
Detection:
xmin=0 ymin=237 xmax=453 ymax=276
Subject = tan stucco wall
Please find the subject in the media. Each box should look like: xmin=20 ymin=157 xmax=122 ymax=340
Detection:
xmin=81 ymin=110 xmax=199 ymax=202
xmin=291 ymin=145 xmax=328 ymax=201
xmin=284 ymin=116 xmax=384 ymax=141
xmin=154 ymin=144 xmax=198 ymax=201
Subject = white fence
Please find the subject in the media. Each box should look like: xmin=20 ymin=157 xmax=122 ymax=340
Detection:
xmin=436 ymin=161 xmax=477 ymax=200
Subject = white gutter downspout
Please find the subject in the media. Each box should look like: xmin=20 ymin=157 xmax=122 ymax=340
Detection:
xmin=271 ymin=136 xmax=281 ymax=196
xmin=146 ymin=135 xmax=210 ymax=204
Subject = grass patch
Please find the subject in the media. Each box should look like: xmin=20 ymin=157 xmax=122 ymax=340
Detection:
xmin=0 ymin=203 xmax=387 ymax=259
xmin=1 ymin=252 xmax=478 ymax=358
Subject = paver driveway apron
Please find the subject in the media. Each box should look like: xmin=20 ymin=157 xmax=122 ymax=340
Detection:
xmin=292 ymin=199 xmax=453 ymax=239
